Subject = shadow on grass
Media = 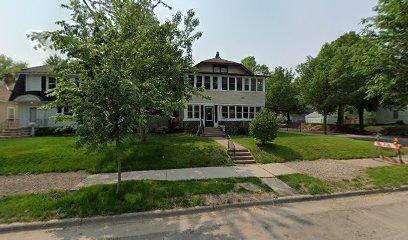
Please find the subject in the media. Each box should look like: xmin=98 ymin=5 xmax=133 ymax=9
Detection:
xmin=256 ymin=142 xmax=304 ymax=163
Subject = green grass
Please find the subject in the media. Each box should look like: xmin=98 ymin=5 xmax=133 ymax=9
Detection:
xmin=0 ymin=177 xmax=271 ymax=223
xmin=0 ymin=133 xmax=231 ymax=175
xmin=234 ymin=132 xmax=394 ymax=163
xmin=278 ymin=174 xmax=332 ymax=195
xmin=365 ymin=165 xmax=408 ymax=189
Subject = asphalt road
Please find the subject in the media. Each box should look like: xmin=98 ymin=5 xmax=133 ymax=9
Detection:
xmin=1 ymin=191 xmax=408 ymax=240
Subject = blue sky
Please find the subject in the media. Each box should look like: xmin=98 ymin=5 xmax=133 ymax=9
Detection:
xmin=0 ymin=0 xmax=377 ymax=70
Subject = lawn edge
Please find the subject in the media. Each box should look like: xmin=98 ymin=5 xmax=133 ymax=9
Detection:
xmin=1 ymin=185 xmax=408 ymax=233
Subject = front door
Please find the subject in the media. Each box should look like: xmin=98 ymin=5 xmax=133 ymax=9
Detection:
xmin=29 ymin=107 xmax=37 ymax=123
xmin=204 ymin=106 xmax=214 ymax=127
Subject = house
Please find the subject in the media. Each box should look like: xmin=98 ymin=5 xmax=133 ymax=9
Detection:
xmin=0 ymin=74 xmax=19 ymax=130
xmin=375 ymin=106 xmax=408 ymax=124
xmin=8 ymin=65 xmax=70 ymax=129
xmin=305 ymin=112 xmax=338 ymax=124
xmin=182 ymin=52 xmax=267 ymax=132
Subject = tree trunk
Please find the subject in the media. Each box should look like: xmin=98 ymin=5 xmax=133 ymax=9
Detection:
xmin=286 ymin=112 xmax=291 ymax=126
xmin=116 ymin=140 xmax=124 ymax=197
xmin=140 ymin=125 xmax=147 ymax=143
xmin=358 ymin=107 xmax=364 ymax=131
xmin=337 ymin=105 xmax=344 ymax=125
xmin=323 ymin=114 xmax=328 ymax=135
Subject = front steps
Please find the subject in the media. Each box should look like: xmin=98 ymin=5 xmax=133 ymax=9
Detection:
xmin=0 ymin=128 xmax=31 ymax=138
xmin=202 ymin=127 xmax=225 ymax=137
xmin=228 ymin=149 xmax=256 ymax=164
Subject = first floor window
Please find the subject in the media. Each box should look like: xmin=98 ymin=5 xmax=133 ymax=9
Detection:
xmin=7 ymin=107 xmax=15 ymax=120
xmin=222 ymin=77 xmax=228 ymax=90
xmin=250 ymin=107 xmax=255 ymax=118
xmin=187 ymin=105 xmax=193 ymax=118
xmin=243 ymin=106 xmax=249 ymax=119
xmin=237 ymin=106 xmax=243 ymax=119
xmin=194 ymin=105 xmax=200 ymax=119
xmin=244 ymin=78 xmax=250 ymax=91
xmin=48 ymin=77 xmax=56 ymax=89
xmin=222 ymin=106 xmax=228 ymax=118
xmin=204 ymin=76 xmax=211 ymax=89
xmin=213 ymin=76 xmax=218 ymax=90
xmin=196 ymin=76 xmax=203 ymax=88
xmin=229 ymin=106 xmax=236 ymax=119
xmin=251 ymin=78 xmax=256 ymax=91
xmin=229 ymin=77 xmax=235 ymax=90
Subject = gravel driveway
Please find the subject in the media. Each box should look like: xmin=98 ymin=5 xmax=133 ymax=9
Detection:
xmin=0 ymin=171 xmax=89 ymax=197
xmin=284 ymin=158 xmax=391 ymax=181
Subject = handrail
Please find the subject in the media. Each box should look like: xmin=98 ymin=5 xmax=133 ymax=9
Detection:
xmin=227 ymin=134 xmax=236 ymax=157
xmin=196 ymin=119 xmax=205 ymax=136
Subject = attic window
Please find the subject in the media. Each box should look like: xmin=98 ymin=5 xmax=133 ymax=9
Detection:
xmin=213 ymin=65 xmax=228 ymax=73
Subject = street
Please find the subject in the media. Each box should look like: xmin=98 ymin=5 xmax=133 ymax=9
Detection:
xmin=1 ymin=191 xmax=408 ymax=240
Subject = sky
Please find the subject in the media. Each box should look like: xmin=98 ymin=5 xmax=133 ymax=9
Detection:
xmin=0 ymin=0 xmax=377 ymax=70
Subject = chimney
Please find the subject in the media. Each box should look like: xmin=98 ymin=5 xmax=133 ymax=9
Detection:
xmin=215 ymin=51 xmax=220 ymax=59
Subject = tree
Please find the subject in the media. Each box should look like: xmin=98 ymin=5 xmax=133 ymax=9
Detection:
xmin=329 ymin=32 xmax=380 ymax=130
xmin=249 ymin=109 xmax=279 ymax=145
xmin=266 ymin=66 xmax=301 ymax=124
xmin=29 ymin=0 xmax=201 ymax=196
xmin=241 ymin=56 xmax=270 ymax=75
xmin=363 ymin=0 xmax=408 ymax=107
xmin=297 ymin=45 xmax=338 ymax=135
xmin=0 ymin=54 xmax=27 ymax=80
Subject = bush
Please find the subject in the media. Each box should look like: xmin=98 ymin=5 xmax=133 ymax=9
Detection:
xmin=249 ymin=110 xmax=279 ymax=144
xmin=35 ymin=127 xmax=76 ymax=136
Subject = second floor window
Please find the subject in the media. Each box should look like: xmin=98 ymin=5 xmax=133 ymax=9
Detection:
xmin=48 ymin=77 xmax=56 ymax=89
xmin=257 ymin=79 xmax=264 ymax=91
xmin=244 ymin=78 xmax=250 ymax=91
xmin=222 ymin=77 xmax=228 ymax=90
xmin=196 ymin=76 xmax=203 ymax=88
xmin=251 ymin=78 xmax=257 ymax=91
xmin=237 ymin=78 xmax=243 ymax=91
xmin=204 ymin=76 xmax=211 ymax=89
xmin=188 ymin=75 xmax=194 ymax=87
xmin=213 ymin=76 xmax=218 ymax=90
xmin=229 ymin=77 xmax=235 ymax=90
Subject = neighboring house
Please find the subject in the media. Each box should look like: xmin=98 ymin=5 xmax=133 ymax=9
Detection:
xmin=375 ymin=106 xmax=408 ymax=124
xmin=9 ymin=66 xmax=71 ymax=129
xmin=305 ymin=112 xmax=337 ymax=124
xmin=0 ymin=74 xmax=19 ymax=129
xmin=182 ymin=52 xmax=267 ymax=132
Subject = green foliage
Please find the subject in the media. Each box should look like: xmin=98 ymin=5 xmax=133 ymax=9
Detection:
xmin=240 ymin=56 xmax=270 ymax=75
xmin=266 ymin=67 xmax=302 ymax=120
xmin=278 ymin=174 xmax=332 ymax=195
xmin=28 ymin=0 xmax=201 ymax=194
xmin=249 ymin=110 xmax=279 ymax=144
xmin=234 ymin=132 xmax=396 ymax=163
xmin=0 ymin=54 xmax=27 ymax=80
xmin=0 ymin=133 xmax=231 ymax=175
xmin=0 ymin=177 xmax=270 ymax=223
xmin=363 ymin=0 xmax=408 ymax=107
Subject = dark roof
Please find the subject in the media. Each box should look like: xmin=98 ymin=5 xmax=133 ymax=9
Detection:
xmin=194 ymin=52 xmax=256 ymax=76
xmin=19 ymin=65 xmax=53 ymax=74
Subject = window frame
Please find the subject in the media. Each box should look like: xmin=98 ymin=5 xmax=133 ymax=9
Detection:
xmin=212 ymin=76 xmax=218 ymax=90
xmin=204 ymin=76 xmax=211 ymax=90
xmin=250 ymin=78 xmax=256 ymax=91
xmin=48 ymin=77 xmax=56 ymax=90
xmin=244 ymin=78 xmax=250 ymax=91
xmin=196 ymin=76 xmax=203 ymax=88
xmin=228 ymin=77 xmax=236 ymax=91
xmin=222 ymin=77 xmax=228 ymax=90
xmin=257 ymin=79 xmax=264 ymax=91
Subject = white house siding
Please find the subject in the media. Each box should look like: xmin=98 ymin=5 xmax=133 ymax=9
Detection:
xmin=375 ymin=107 xmax=408 ymax=124
xmin=189 ymin=90 xmax=265 ymax=106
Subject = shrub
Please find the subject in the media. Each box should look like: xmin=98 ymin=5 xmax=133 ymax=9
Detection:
xmin=249 ymin=110 xmax=279 ymax=144
xmin=35 ymin=127 xmax=76 ymax=136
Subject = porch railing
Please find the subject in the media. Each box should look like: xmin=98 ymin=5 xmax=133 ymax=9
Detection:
xmin=227 ymin=134 xmax=236 ymax=157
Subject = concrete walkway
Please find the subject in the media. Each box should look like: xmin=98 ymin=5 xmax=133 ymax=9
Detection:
xmin=76 ymin=164 xmax=299 ymax=189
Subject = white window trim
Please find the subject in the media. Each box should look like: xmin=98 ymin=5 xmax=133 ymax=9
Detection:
xmin=7 ymin=107 xmax=15 ymax=120
xmin=218 ymin=104 xmax=263 ymax=121
xmin=191 ymin=74 xmax=265 ymax=92
xmin=184 ymin=104 xmax=201 ymax=120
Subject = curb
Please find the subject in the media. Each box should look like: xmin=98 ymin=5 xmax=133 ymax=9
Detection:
xmin=1 ymin=186 xmax=408 ymax=233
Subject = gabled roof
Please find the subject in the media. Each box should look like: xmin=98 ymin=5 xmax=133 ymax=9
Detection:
xmin=19 ymin=65 xmax=53 ymax=75
xmin=194 ymin=52 xmax=256 ymax=76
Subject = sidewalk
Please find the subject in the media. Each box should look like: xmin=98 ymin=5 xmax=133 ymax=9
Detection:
xmin=76 ymin=163 xmax=299 ymax=189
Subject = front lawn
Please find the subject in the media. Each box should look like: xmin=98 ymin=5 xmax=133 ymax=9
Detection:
xmin=0 ymin=133 xmax=231 ymax=175
xmin=365 ymin=165 xmax=408 ymax=189
xmin=0 ymin=177 xmax=271 ymax=223
xmin=234 ymin=132 xmax=395 ymax=163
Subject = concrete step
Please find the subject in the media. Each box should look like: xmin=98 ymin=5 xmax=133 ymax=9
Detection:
xmin=231 ymin=155 xmax=255 ymax=161
xmin=228 ymin=149 xmax=250 ymax=153
xmin=230 ymin=152 xmax=252 ymax=156
xmin=233 ymin=159 xmax=257 ymax=164
xmin=203 ymin=134 xmax=225 ymax=137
